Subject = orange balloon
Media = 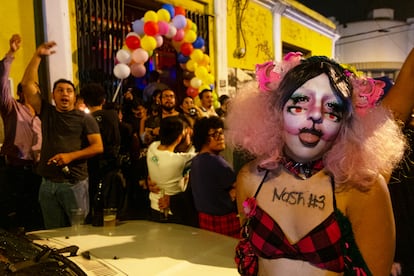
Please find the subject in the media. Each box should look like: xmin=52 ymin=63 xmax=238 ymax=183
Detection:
xmin=175 ymin=6 xmax=186 ymax=16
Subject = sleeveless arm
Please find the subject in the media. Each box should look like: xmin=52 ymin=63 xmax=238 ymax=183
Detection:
xmin=382 ymin=48 xmax=414 ymax=123
xmin=346 ymin=175 xmax=395 ymax=276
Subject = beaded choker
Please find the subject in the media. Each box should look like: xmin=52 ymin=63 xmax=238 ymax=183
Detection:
xmin=281 ymin=156 xmax=324 ymax=180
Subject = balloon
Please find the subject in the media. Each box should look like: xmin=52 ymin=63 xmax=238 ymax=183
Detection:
xmin=185 ymin=19 xmax=193 ymax=31
xmin=172 ymin=40 xmax=183 ymax=52
xmin=157 ymin=8 xmax=171 ymax=22
xmin=184 ymin=30 xmax=197 ymax=43
xmin=177 ymin=53 xmax=189 ymax=64
xmin=125 ymin=35 xmax=140 ymax=50
xmin=113 ymin=63 xmax=130 ymax=79
xmin=140 ymin=35 xmax=157 ymax=52
xmin=126 ymin=32 xmax=139 ymax=38
xmin=202 ymin=73 xmax=215 ymax=85
xmin=199 ymin=84 xmax=211 ymax=92
xmin=190 ymin=49 xmax=203 ymax=63
xmin=195 ymin=66 xmax=208 ymax=79
xmin=180 ymin=42 xmax=194 ymax=56
xmin=186 ymin=86 xmax=199 ymax=98
xmin=132 ymin=19 xmax=145 ymax=36
xmin=158 ymin=21 xmax=169 ymax=35
xmin=155 ymin=35 xmax=164 ymax=47
xmin=130 ymin=63 xmax=146 ymax=78
xmin=165 ymin=24 xmax=177 ymax=39
xmin=175 ymin=6 xmax=186 ymax=16
xmin=162 ymin=4 xmax=175 ymax=18
xmin=173 ymin=28 xmax=185 ymax=41
xmin=190 ymin=77 xmax=202 ymax=89
xmin=192 ymin=37 xmax=205 ymax=49
xmin=116 ymin=49 xmax=131 ymax=64
xmin=186 ymin=59 xmax=198 ymax=72
xmin=144 ymin=21 xmax=159 ymax=36
xmin=172 ymin=15 xmax=187 ymax=29
xmin=192 ymin=23 xmax=198 ymax=33
xmin=131 ymin=48 xmax=149 ymax=64
xmin=199 ymin=54 xmax=210 ymax=66
xmin=144 ymin=10 xmax=158 ymax=22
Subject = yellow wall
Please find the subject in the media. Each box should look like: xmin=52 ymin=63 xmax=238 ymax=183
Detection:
xmin=281 ymin=17 xmax=333 ymax=57
xmin=227 ymin=0 xmax=274 ymax=70
xmin=0 ymin=1 xmax=36 ymax=97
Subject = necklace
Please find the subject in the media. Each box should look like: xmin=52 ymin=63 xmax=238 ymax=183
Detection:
xmin=281 ymin=156 xmax=324 ymax=180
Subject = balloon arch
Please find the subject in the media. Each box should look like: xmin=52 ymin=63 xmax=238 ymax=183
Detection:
xmin=113 ymin=4 xmax=215 ymax=103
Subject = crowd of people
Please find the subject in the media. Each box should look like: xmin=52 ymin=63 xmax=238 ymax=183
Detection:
xmin=1 ymin=33 xmax=414 ymax=276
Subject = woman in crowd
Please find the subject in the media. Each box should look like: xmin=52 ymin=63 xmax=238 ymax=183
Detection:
xmin=227 ymin=53 xmax=406 ymax=275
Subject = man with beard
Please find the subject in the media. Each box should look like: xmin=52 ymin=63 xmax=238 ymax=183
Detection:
xmin=142 ymin=89 xmax=181 ymax=146
xmin=21 ymin=41 xmax=103 ymax=229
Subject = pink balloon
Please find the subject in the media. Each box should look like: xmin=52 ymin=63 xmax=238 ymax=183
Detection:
xmin=155 ymin=35 xmax=164 ymax=47
xmin=173 ymin=29 xmax=185 ymax=41
xmin=158 ymin=21 xmax=170 ymax=36
xmin=131 ymin=48 xmax=149 ymax=64
xmin=130 ymin=63 xmax=146 ymax=78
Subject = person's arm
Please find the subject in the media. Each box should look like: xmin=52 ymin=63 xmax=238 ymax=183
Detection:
xmin=20 ymin=41 xmax=56 ymax=114
xmin=345 ymin=175 xmax=395 ymax=276
xmin=382 ymin=48 xmax=414 ymax=123
xmin=0 ymin=34 xmax=21 ymax=110
xmin=47 ymin=133 xmax=103 ymax=166
xmin=235 ymin=163 xmax=259 ymax=225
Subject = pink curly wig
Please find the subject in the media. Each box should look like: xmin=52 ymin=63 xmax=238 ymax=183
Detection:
xmin=226 ymin=56 xmax=406 ymax=190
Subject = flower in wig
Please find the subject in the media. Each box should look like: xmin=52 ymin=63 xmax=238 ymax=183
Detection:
xmin=350 ymin=75 xmax=385 ymax=116
xmin=255 ymin=52 xmax=303 ymax=92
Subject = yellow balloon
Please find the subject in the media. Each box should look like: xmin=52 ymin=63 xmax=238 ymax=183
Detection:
xmin=191 ymin=23 xmax=197 ymax=33
xmin=190 ymin=49 xmax=204 ymax=63
xmin=207 ymin=73 xmax=215 ymax=85
xmin=157 ymin=9 xmax=171 ymax=22
xmin=141 ymin=35 xmax=157 ymax=51
xmin=184 ymin=30 xmax=197 ymax=43
xmin=199 ymin=84 xmax=211 ymax=92
xmin=144 ymin=11 xmax=158 ymax=22
xmin=195 ymin=66 xmax=208 ymax=79
xmin=186 ymin=60 xmax=198 ymax=72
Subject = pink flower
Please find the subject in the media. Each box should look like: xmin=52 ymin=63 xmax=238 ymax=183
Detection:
xmin=256 ymin=52 xmax=303 ymax=92
xmin=352 ymin=77 xmax=385 ymax=116
xmin=243 ymin=197 xmax=257 ymax=217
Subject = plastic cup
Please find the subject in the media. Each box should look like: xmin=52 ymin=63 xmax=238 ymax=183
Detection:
xmin=103 ymin=208 xmax=117 ymax=235
xmin=71 ymin=208 xmax=85 ymax=234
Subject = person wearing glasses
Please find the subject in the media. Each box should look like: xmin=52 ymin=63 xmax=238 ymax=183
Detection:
xmin=189 ymin=116 xmax=239 ymax=238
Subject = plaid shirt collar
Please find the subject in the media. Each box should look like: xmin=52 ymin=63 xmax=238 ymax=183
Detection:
xmin=281 ymin=156 xmax=324 ymax=180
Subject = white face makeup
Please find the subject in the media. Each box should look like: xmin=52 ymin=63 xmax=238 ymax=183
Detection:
xmin=282 ymin=74 xmax=345 ymax=162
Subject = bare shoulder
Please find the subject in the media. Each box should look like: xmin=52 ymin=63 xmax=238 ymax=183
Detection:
xmin=236 ymin=160 xmax=266 ymax=197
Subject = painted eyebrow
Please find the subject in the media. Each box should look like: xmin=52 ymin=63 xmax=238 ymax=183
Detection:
xmin=289 ymin=93 xmax=309 ymax=104
xmin=326 ymin=101 xmax=345 ymax=112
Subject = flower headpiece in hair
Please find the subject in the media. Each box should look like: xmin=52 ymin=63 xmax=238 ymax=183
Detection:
xmin=256 ymin=52 xmax=386 ymax=116
xmin=255 ymin=52 xmax=303 ymax=92
xmin=350 ymin=75 xmax=385 ymax=116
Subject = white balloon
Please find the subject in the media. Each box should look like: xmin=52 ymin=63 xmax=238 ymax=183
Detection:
xmin=190 ymin=77 xmax=202 ymax=89
xmin=116 ymin=49 xmax=131 ymax=64
xmin=165 ymin=24 xmax=177 ymax=39
xmin=113 ymin=63 xmax=131 ymax=79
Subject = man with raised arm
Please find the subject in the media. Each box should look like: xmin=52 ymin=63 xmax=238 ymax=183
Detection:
xmin=21 ymin=41 xmax=103 ymax=229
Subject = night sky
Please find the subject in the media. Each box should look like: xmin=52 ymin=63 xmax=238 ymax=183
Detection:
xmin=296 ymin=0 xmax=414 ymax=24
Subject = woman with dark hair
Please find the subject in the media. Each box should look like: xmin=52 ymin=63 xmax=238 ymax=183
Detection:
xmin=227 ymin=53 xmax=406 ymax=275
xmin=190 ymin=116 xmax=239 ymax=238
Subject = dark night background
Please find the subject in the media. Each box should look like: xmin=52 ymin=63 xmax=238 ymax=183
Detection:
xmin=296 ymin=0 xmax=414 ymax=24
